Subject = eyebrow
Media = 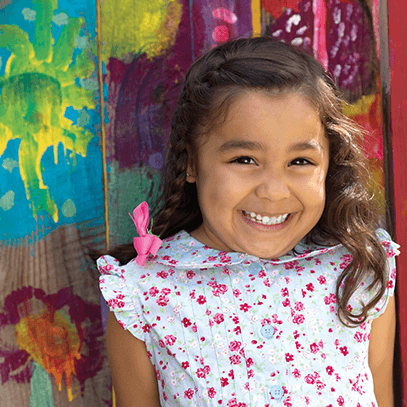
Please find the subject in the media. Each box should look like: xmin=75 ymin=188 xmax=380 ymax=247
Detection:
xmin=218 ymin=139 xmax=324 ymax=153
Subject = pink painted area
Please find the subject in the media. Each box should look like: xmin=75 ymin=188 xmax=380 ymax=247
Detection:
xmin=213 ymin=25 xmax=230 ymax=42
xmin=312 ymin=0 xmax=328 ymax=70
xmin=213 ymin=7 xmax=238 ymax=24
xmin=387 ymin=0 xmax=407 ymax=402
xmin=371 ymin=0 xmax=380 ymax=58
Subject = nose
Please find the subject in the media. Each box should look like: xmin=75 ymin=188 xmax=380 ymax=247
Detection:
xmin=254 ymin=170 xmax=290 ymax=201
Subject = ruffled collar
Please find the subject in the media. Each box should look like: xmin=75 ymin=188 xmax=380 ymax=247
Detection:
xmin=153 ymin=230 xmax=341 ymax=268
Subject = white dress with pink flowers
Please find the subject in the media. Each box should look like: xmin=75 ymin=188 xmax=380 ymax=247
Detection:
xmin=98 ymin=228 xmax=399 ymax=407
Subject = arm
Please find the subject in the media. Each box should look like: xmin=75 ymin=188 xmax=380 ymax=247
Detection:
xmin=368 ymin=295 xmax=396 ymax=407
xmin=106 ymin=311 xmax=161 ymax=407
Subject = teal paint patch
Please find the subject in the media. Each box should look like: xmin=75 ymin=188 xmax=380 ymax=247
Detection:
xmin=0 ymin=190 xmax=15 ymax=210
xmin=108 ymin=161 xmax=161 ymax=246
xmin=52 ymin=12 xmax=69 ymax=26
xmin=22 ymin=8 xmax=37 ymax=21
xmin=2 ymin=157 xmax=19 ymax=173
xmin=29 ymin=361 xmax=54 ymax=407
xmin=61 ymin=198 xmax=76 ymax=217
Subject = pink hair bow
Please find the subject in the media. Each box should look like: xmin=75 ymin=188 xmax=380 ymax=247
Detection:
xmin=129 ymin=201 xmax=162 ymax=266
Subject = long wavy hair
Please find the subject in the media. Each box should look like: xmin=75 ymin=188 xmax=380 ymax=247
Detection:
xmin=100 ymin=37 xmax=388 ymax=327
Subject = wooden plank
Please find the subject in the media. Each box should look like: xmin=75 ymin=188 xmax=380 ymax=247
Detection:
xmin=386 ymin=0 xmax=407 ymax=401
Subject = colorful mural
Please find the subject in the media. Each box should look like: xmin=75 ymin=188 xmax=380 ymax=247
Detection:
xmin=0 ymin=0 xmax=391 ymax=405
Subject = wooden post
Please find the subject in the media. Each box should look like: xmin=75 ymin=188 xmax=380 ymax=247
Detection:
xmin=384 ymin=0 xmax=407 ymax=402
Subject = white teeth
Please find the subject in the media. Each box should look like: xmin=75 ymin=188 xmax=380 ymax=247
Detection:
xmin=245 ymin=211 xmax=289 ymax=225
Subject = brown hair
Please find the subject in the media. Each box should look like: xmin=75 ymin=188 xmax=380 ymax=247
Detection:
xmin=98 ymin=37 xmax=388 ymax=327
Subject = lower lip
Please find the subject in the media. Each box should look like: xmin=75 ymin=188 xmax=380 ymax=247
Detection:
xmin=241 ymin=211 xmax=293 ymax=231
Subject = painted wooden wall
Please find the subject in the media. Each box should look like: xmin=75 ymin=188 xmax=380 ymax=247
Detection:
xmin=0 ymin=0 xmax=401 ymax=405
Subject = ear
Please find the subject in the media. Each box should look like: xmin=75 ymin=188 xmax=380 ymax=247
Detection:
xmin=186 ymin=155 xmax=197 ymax=183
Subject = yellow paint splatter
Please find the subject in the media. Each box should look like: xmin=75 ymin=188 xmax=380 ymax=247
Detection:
xmin=101 ymin=0 xmax=182 ymax=60
xmin=16 ymin=310 xmax=82 ymax=401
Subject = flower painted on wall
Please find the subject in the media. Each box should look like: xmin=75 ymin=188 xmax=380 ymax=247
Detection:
xmin=0 ymin=286 xmax=104 ymax=402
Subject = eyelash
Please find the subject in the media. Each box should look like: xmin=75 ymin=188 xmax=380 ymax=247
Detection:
xmin=230 ymin=156 xmax=313 ymax=166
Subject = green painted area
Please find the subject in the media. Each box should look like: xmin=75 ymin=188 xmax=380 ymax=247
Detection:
xmin=0 ymin=190 xmax=15 ymax=210
xmin=61 ymin=198 xmax=76 ymax=217
xmin=101 ymin=0 xmax=182 ymax=60
xmin=29 ymin=361 xmax=55 ymax=407
xmin=0 ymin=0 xmax=95 ymax=223
xmin=2 ymin=157 xmax=19 ymax=173
xmin=108 ymin=161 xmax=161 ymax=246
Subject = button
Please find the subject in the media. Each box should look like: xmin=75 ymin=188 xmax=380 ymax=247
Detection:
xmin=269 ymin=385 xmax=284 ymax=400
xmin=248 ymin=263 xmax=262 ymax=274
xmin=260 ymin=324 xmax=275 ymax=339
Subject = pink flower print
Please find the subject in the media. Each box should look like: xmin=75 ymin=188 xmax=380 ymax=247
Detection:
xmin=164 ymin=335 xmax=176 ymax=346
xmin=292 ymin=314 xmax=305 ymax=324
xmin=221 ymin=377 xmax=229 ymax=387
xmin=294 ymin=301 xmax=304 ymax=311
xmin=182 ymin=361 xmax=189 ymax=369
xmin=264 ymin=278 xmax=271 ymax=287
xmin=272 ymin=314 xmax=283 ymax=324
xmin=318 ymin=340 xmax=324 ymax=349
xmin=293 ymin=330 xmax=300 ymax=339
xmin=186 ymin=270 xmax=195 ymax=279
xmin=301 ymin=289 xmax=307 ymax=298
xmin=317 ymin=275 xmax=327 ymax=285
xmin=246 ymin=357 xmax=254 ymax=368
xmin=184 ymin=388 xmax=194 ymax=399
xmin=340 ymin=254 xmax=353 ymax=269
xmin=261 ymin=318 xmax=271 ymax=326
xmin=282 ymin=298 xmax=290 ymax=307
xmin=310 ymin=342 xmax=319 ymax=354
xmin=230 ymin=354 xmax=241 ymax=365
xmin=149 ymin=287 xmax=159 ymax=297
xmin=227 ymin=398 xmax=238 ymax=407
xmin=284 ymin=261 xmax=298 ymax=270
xmin=233 ymin=289 xmax=241 ymax=297
xmin=192 ymin=323 xmax=198 ymax=332
xmin=306 ymin=283 xmax=314 ymax=292
xmin=259 ymin=270 xmax=266 ymax=278
xmin=324 ymin=293 xmax=337 ymax=305
xmin=196 ymin=368 xmax=206 ymax=378
xmin=305 ymin=374 xmax=315 ymax=384
xmin=387 ymin=280 xmax=394 ymax=289
xmin=157 ymin=295 xmax=169 ymax=307
xmin=337 ymin=395 xmax=345 ymax=406
xmin=334 ymin=339 xmax=340 ymax=348
xmin=196 ymin=295 xmax=206 ymax=305
xmin=161 ymin=288 xmax=171 ymax=295
xmin=229 ymin=341 xmax=241 ymax=351
xmin=208 ymin=387 xmax=216 ymax=398
xmin=228 ymin=369 xmax=234 ymax=379
xmin=281 ymin=287 xmax=289 ymax=297
xmin=239 ymin=303 xmax=251 ymax=312
xmin=339 ymin=346 xmax=349 ymax=356
xmin=285 ymin=353 xmax=294 ymax=362
xmin=316 ymin=380 xmax=325 ymax=390
xmin=354 ymin=332 xmax=363 ymax=343
xmin=158 ymin=340 xmax=165 ymax=348
xmin=213 ymin=313 xmax=224 ymax=324
xmin=293 ymin=368 xmax=301 ymax=378
xmin=157 ymin=270 xmax=168 ymax=279
xmin=142 ymin=324 xmax=151 ymax=333
xmin=182 ymin=317 xmax=192 ymax=328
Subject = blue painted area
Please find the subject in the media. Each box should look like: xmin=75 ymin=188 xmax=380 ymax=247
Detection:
xmin=0 ymin=0 xmax=105 ymax=243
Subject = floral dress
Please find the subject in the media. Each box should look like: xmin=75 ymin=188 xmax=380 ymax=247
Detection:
xmin=98 ymin=229 xmax=399 ymax=407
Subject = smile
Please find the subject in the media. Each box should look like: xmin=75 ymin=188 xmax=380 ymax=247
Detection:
xmin=242 ymin=211 xmax=290 ymax=226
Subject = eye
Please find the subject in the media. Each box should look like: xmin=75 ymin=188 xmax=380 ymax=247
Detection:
xmin=289 ymin=158 xmax=313 ymax=166
xmin=231 ymin=156 xmax=256 ymax=165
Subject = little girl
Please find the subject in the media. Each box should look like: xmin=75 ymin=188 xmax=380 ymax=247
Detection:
xmin=97 ymin=37 xmax=399 ymax=407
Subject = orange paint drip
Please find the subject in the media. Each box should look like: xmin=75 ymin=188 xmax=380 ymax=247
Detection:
xmin=16 ymin=310 xmax=82 ymax=401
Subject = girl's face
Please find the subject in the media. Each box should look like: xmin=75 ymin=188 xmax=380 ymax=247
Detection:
xmin=187 ymin=91 xmax=330 ymax=259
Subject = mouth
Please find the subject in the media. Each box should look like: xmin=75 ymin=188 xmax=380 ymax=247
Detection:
xmin=242 ymin=211 xmax=290 ymax=226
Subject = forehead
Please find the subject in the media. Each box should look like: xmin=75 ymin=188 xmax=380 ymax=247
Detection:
xmin=200 ymin=90 xmax=327 ymax=153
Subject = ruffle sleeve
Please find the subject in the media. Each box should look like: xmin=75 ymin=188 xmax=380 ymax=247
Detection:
xmin=97 ymin=255 xmax=146 ymax=341
xmin=367 ymin=228 xmax=400 ymax=319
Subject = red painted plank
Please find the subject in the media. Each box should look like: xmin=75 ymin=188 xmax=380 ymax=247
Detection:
xmin=387 ymin=0 xmax=407 ymax=401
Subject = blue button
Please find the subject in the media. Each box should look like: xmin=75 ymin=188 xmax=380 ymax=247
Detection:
xmin=269 ymin=385 xmax=284 ymax=400
xmin=248 ymin=263 xmax=262 ymax=274
xmin=260 ymin=324 xmax=275 ymax=339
